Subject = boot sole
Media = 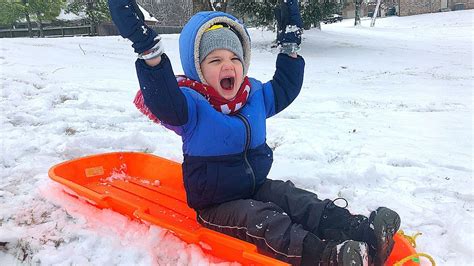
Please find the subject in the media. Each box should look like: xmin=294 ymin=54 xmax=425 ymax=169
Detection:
xmin=373 ymin=207 xmax=401 ymax=266
xmin=338 ymin=240 xmax=369 ymax=266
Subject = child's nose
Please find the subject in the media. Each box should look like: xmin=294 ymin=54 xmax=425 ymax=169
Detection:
xmin=222 ymin=61 xmax=234 ymax=70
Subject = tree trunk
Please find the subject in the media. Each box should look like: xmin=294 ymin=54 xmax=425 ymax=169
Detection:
xmin=22 ymin=0 xmax=33 ymax=37
xmin=315 ymin=21 xmax=321 ymax=30
xmin=36 ymin=14 xmax=44 ymax=37
xmin=86 ymin=2 xmax=96 ymax=35
xmin=354 ymin=0 xmax=361 ymax=26
xmin=25 ymin=12 xmax=33 ymax=38
xmin=193 ymin=0 xmax=212 ymax=13
xmin=90 ymin=23 xmax=97 ymax=35
xmin=213 ymin=0 xmax=228 ymax=12
xmin=370 ymin=0 xmax=382 ymax=27
xmin=89 ymin=14 xmax=97 ymax=35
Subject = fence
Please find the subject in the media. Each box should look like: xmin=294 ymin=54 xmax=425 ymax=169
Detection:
xmin=0 ymin=25 xmax=92 ymax=38
xmin=1 ymin=23 xmax=183 ymax=38
xmin=98 ymin=22 xmax=182 ymax=36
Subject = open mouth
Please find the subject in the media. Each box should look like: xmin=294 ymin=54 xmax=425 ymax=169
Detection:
xmin=220 ymin=77 xmax=235 ymax=91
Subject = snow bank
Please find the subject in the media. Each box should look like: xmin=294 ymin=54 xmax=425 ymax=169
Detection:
xmin=1 ymin=10 xmax=472 ymax=265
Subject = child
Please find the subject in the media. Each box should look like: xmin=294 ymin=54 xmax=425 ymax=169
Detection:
xmin=108 ymin=1 xmax=400 ymax=265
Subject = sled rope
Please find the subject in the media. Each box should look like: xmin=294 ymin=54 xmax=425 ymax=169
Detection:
xmin=394 ymin=230 xmax=436 ymax=266
xmin=398 ymin=230 xmax=422 ymax=248
xmin=393 ymin=253 xmax=436 ymax=266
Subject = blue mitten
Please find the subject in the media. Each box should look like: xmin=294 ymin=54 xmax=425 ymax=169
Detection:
xmin=285 ymin=0 xmax=303 ymax=29
xmin=108 ymin=0 xmax=163 ymax=58
xmin=278 ymin=0 xmax=303 ymax=53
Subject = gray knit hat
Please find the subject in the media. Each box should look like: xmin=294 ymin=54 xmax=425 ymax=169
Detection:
xmin=192 ymin=15 xmax=251 ymax=84
xmin=199 ymin=27 xmax=244 ymax=67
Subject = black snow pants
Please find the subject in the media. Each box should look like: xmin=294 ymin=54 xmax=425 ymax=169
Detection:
xmin=197 ymin=179 xmax=342 ymax=265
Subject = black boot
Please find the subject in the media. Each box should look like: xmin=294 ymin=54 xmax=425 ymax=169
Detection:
xmin=341 ymin=207 xmax=401 ymax=266
xmin=301 ymin=233 xmax=369 ymax=266
xmin=319 ymin=240 xmax=368 ymax=266
xmin=317 ymin=201 xmax=400 ymax=266
xmin=317 ymin=199 xmax=372 ymax=243
xmin=366 ymin=207 xmax=401 ymax=266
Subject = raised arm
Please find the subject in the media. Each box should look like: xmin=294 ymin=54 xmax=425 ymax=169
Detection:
xmin=265 ymin=0 xmax=305 ymax=115
xmin=135 ymin=55 xmax=188 ymax=126
xmin=108 ymin=0 xmax=188 ymax=126
xmin=277 ymin=0 xmax=303 ymax=57
xmin=269 ymin=53 xmax=305 ymax=115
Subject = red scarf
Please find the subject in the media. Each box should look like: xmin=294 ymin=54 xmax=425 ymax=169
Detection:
xmin=134 ymin=76 xmax=251 ymax=124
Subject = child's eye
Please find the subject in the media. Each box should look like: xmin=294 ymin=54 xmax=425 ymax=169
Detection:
xmin=209 ymin=59 xmax=220 ymax=63
xmin=231 ymin=57 xmax=241 ymax=61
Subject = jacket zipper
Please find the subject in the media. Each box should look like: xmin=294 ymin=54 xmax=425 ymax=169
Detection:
xmin=235 ymin=113 xmax=256 ymax=195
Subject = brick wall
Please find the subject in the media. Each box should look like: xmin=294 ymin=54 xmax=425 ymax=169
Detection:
xmin=448 ymin=0 xmax=474 ymax=10
xmin=399 ymin=0 xmax=441 ymax=16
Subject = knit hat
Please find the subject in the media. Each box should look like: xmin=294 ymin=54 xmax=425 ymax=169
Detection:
xmin=199 ymin=26 xmax=244 ymax=67
xmin=184 ymin=13 xmax=252 ymax=84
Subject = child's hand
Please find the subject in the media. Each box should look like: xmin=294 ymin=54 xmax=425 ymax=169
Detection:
xmin=279 ymin=0 xmax=303 ymax=54
xmin=284 ymin=0 xmax=303 ymax=31
xmin=108 ymin=0 xmax=163 ymax=59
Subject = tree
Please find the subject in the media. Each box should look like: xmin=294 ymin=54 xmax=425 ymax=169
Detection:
xmin=354 ymin=0 xmax=361 ymax=26
xmin=193 ymin=0 xmax=212 ymax=13
xmin=66 ymin=0 xmax=111 ymax=35
xmin=212 ymin=0 xmax=230 ymax=12
xmin=137 ymin=0 xmax=193 ymax=27
xmin=370 ymin=0 xmax=382 ymax=27
xmin=0 ymin=0 xmax=24 ymax=28
xmin=233 ymin=0 xmax=339 ymax=30
xmin=22 ymin=0 xmax=33 ymax=37
xmin=233 ymin=0 xmax=278 ymax=28
xmin=27 ymin=0 xmax=65 ymax=37
xmin=0 ymin=0 xmax=65 ymax=37
xmin=301 ymin=0 xmax=340 ymax=29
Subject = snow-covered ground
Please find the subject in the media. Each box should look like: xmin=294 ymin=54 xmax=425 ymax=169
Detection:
xmin=1 ymin=10 xmax=472 ymax=266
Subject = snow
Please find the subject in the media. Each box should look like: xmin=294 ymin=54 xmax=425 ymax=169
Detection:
xmin=137 ymin=4 xmax=159 ymax=22
xmin=57 ymin=9 xmax=86 ymax=21
xmin=1 ymin=10 xmax=472 ymax=265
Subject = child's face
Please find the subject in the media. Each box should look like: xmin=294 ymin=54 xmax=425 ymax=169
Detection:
xmin=201 ymin=49 xmax=244 ymax=100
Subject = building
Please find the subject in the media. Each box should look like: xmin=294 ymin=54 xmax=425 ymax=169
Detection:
xmin=398 ymin=0 xmax=473 ymax=16
xmin=338 ymin=0 xmax=472 ymax=18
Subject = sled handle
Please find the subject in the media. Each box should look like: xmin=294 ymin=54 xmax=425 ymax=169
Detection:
xmin=50 ymin=174 xmax=110 ymax=208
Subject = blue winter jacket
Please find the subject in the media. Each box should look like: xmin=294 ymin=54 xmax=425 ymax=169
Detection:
xmin=135 ymin=12 xmax=305 ymax=210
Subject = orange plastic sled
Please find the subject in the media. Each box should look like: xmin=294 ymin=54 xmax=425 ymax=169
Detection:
xmin=49 ymin=152 xmax=419 ymax=265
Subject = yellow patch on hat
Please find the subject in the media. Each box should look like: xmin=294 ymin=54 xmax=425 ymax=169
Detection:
xmin=205 ymin=24 xmax=228 ymax=32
